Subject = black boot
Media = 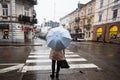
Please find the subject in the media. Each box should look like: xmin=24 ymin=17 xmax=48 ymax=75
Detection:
xmin=56 ymin=73 xmax=59 ymax=80
xmin=50 ymin=74 xmax=54 ymax=79
xmin=50 ymin=60 xmax=56 ymax=79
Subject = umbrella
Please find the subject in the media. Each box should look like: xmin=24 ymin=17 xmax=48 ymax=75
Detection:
xmin=46 ymin=26 xmax=72 ymax=50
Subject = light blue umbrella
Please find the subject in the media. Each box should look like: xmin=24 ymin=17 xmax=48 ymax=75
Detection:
xmin=46 ymin=26 xmax=72 ymax=50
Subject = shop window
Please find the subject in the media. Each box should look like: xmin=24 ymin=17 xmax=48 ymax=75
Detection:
xmin=96 ymin=27 xmax=102 ymax=41
xmin=3 ymin=29 xmax=9 ymax=39
xmin=109 ymin=26 xmax=118 ymax=39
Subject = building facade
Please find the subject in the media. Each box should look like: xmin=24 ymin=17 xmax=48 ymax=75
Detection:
xmin=0 ymin=0 xmax=37 ymax=42
xmin=93 ymin=0 xmax=120 ymax=43
xmin=83 ymin=0 xmax=95 ymax=40
xmin=60 ymin=0 xmax=96 ymax=41
xmin=44 ymin=20 xmax=60 ymax=28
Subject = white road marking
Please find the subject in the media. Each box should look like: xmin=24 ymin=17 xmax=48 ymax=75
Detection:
xmin=21 ymin=63 xmax=99 ymax=72
xmin=26 ymin=58 xmax=87 ymax=63
xmin=65 ymin=55 xmax=80 ymax=57
xmin=65 ymin=52 xmax=74 ymax=54
xmin=0 ymin=64 xmax=24 ymax=73
xmin=22 ymin=65 xmax=51 ymax=72
xmin=26 ymin=59 xmax=51 ymax=63
xmin=21 ymin=49 xmax=100 ymax=72
xmin=66 ymin=58 xmax=87 ymax=61
xmin=28 ymin=54 xmax=80 ymax=58
xmin=30 ymin=51 xmax=74 ymax=55
xmin=0 ymin=63 xmax=24 ymax=65
xmin=30 ymin=52 xmax=49 ymax=54
xmin=70 ymin=63 xmax=99 ymax=69
xmin=28 ymin=55 xmax=49 ymax=58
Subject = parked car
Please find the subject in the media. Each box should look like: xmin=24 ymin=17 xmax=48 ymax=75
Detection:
xmin=39 ymin=26 xmax=52 ymax=39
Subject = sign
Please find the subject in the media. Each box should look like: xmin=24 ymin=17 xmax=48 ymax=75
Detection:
xmin=21 ymin=26 xmax=36 ymax=32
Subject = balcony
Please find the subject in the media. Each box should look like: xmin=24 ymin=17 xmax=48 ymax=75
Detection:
xmin=27 ymin=0 xmax=37 ymax=5
xmin=18 ymin=15 xmax=37 ymax=24
xmin=0 ymin=0 xmax=10 ymax=2
xmin=84 ymin=24 xmax=91 ymax=30
xmin=18 ymin=15 xmax=31 ymax=22
xmin=32 ymin=18 xmax=37 ymax=24
xmin=75 ymin=17 xmax=80 ymax=22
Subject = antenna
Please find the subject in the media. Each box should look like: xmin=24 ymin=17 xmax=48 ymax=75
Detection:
xmin=53 ymin=0 xmax=56 ymax=21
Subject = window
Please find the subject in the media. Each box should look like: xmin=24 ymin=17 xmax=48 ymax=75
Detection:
xmin=81 ymin=12 xmax=84 ymax=16
xmin=24 ymin=6 xmax=29 ymax=16
xmin=99 ymin=14 xmax=102 ymax=22
xmin=100 ymin=0 xmax=103 ymax=8
xmin=109 ymin=26 xmax=118 ymax=39
xmin=80 ymin=21 xmax=82 ymax=26
xmin=114 ymin=0 xmax=119 ymax=2
xmin=89 ymin=32 xmax=91 ymax=37
xmin=113 ymin=9 xmax=118 ymax=19
xmin=2 ymin=4 xmax=8 ymax=16
xmin=24 ymin=10 xmax=29 ymax=16
xmin=88 ymin=7 xmax=92 ymax=14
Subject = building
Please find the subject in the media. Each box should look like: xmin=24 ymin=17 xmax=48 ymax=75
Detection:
xmin=93 ymin=0 xmax=120 ymax=43
xmin=60 ymin=0 xmax=96 ymax=41
xmin=83 ymin=0 xmax=95 ymax=40
xmin=60 ymin=3 xmax=85 ymax=40
xmin=0 ymin=0 xmax=37 ymax=42
xmin=44 ymin=20 xmax=60 ymax=28
xmin=39 ymin=20 xmax=60 ymax=38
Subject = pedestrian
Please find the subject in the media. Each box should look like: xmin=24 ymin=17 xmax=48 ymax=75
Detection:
xmin=49 ymin=49 xmax=65 ymax=80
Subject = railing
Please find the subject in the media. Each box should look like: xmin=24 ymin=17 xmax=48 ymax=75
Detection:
xmin=26 ymin=0 xmax=37 ymax=5
xmin=18 ymin=15 xmax=37 ymax=24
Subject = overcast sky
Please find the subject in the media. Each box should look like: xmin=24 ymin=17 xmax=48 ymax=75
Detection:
xmin=35 ymin=0 xmax=91 ymax=24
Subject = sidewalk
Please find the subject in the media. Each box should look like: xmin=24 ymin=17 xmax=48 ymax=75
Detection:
xmin=0 ymin=39 xmax=43 ymax=46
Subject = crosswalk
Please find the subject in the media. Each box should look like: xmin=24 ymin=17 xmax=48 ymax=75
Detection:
xmin=21 ymin=49 xmax=100 ymax=72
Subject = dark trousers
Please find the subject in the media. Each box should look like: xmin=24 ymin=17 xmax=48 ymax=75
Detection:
xmin=51 ymin=60 xmax=61 ymax=77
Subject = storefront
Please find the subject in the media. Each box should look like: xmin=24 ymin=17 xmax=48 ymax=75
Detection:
xmin=109 ymin=26 xmax=118 ymax=39
xmin=96 ymin=27 xmax=102 ymax=41
xmin=0 ymin=24 xmax=9 ymax=39
xmin=93 ymin=22 xmax=120 ymax=43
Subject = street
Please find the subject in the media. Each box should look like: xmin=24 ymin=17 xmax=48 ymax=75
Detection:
xmin=0 ymin=38 xmax=120 ymax=80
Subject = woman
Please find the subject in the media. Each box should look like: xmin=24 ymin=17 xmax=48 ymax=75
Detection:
xmin=49 ymin=49 xmax=65 ymax=80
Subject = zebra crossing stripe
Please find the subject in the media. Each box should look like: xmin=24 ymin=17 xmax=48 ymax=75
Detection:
xmin=26 ymin=58 xmax=87 ymax=63
xmin=28 ymin=54 xmax=80 ymax=58
xmin=70 ymin=63 xmax=98 ymax=69
xmin=21 ymin=50 xmax=100 ymax=72
xmin=21 ymin=63 xmax=99 ymax=72
xmin=65 ymin=55 xmax=80 ymax=57
xmin=22 ymin=65 xmax=51 ymax=72
xmin=30 ymin=51 xmax=74 ymax=55
xmin=66 ymin=58 xmax=87 ymax=61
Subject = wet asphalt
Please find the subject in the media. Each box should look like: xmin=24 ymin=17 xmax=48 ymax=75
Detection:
xmin=0 ymin=38 xmax=120 ymax=80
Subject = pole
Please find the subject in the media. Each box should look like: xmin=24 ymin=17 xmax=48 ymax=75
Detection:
xmin=53 ymin=0 xmax=56 ymax=21
xmin=10 ymin=0 xmax=13 ymax=42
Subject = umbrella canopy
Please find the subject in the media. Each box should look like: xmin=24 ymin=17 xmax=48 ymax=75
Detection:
xmin=46 ymin=26 xmax=72 ymax=50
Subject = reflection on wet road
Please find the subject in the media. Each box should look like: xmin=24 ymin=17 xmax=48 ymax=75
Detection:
xmin=0 ymin=46 xmax=31 ymax=63
xmin=69 ymin=41 xmax=120 ymax=77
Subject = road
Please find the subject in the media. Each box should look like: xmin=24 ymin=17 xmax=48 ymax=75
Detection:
xmin=0 ymin=38 xmax=120 ymax=80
